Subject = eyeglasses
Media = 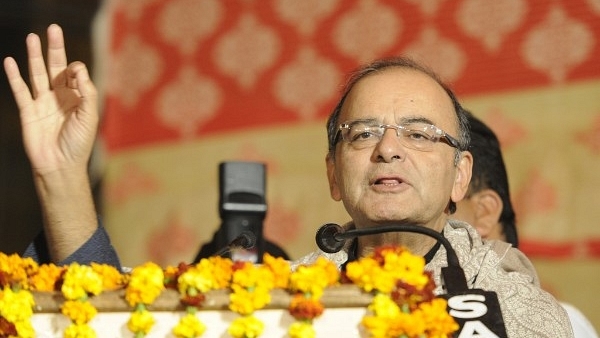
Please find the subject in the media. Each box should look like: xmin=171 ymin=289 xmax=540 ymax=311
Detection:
xmin=335 ymin=120 xmax=461 ymax=151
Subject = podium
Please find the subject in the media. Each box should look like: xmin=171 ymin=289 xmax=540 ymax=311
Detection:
xmin=31 ymin=286 xmax=371 ymax=337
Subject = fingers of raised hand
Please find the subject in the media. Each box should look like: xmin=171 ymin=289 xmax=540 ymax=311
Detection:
xmin=25 ymin=32 xmax=51 ymax=98
xmin=67 ymin=61 xmax=97 ymax=98
xmin=3 ymin=57 xmax=34 ymax=112
xmin=67 ymin=61 xmax=98 ymax=120
xmin=46 ymin=24 xmax=68 ymax=90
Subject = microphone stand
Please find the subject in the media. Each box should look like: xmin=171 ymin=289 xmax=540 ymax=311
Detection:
xmin=192 ymin=230 xmax=258 ymax=264
xmin=316 ymin=223 xmax=468 ymax=292
xmin=213 ymin=231 xmax=257 ymax=259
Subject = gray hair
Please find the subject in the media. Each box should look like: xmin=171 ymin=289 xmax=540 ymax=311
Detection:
xmin=326 ymin=56 xmax=470 ymax=164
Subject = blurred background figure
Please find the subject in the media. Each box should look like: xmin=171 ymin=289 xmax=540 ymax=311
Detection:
xmin=453 ymin=111 xmax=599 ymax=338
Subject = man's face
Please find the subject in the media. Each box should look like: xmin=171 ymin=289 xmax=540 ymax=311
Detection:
xmin=326 ymin=68 xmax=472 ymax=230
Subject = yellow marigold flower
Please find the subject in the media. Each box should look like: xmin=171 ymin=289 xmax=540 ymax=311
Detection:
xmin=172 ymin=313 xmax=206 ymax=338
xmin=361 ymin=315 xmax=391 ymax=338
xmin=231 ymin=262 xmax=275 ymax=290
xmin=369 ymin=293 xmax=401 ymax=318
xmin=0 ymin=287 xmax=34 ymax=322
xmin=262 ymin=253 xmax=290 ymax=289
xmin=384 ymin=250 xmax=428 ymax=290
xmin=390 ymin=311 xmax=425 ymax=338
xmin=29 ymin=264 xmax=64 ymax=292
xmin=64 ymin=323 xmax=97 ymax=338
xmin=288 ymin=321 xmax=316 ymax=338
xmin=61 ymin=263 xmax=103 ymax=300
xmin=178 ymin=266 xmax=217 ymax=294
xmin=181 ymin=258 xmax=230 ymax=293
xmin=127 ymin=310 xmax=155 ymax=335
xmin=229 ymin=285 xmax=271 ymax=315
xmin=125 ymin=262 xmax=165 ymax=306
xmin=91 ymin=263 xmax=125 ymax=290
xmin=61 ymin=300 xmax=97 ymax=325
xmin=13 ymin=320 xmax=35 ymax=338
xmin=289 ymin=257 xmax=338 ymax=297
xmin=312 ymin=256 xmax=339 ymax=285
xmin=346 ymin=258 xmax=386 ymax=293
xmin=373 ymin=273 xmax=397 ymax=294
xmin=363 ymin=310 xmax=424 ymax=338
xmin=227 ymin=315 xmax=264 ymax=338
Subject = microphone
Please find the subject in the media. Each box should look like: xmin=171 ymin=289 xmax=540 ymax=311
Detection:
xmin=214 ymin=231 xmax=257 ymax=258
xmin=315 ymin=222 xmax=508 ymax=337
xmin=316 ymin=222 xmax=466 ymax=291
xmin=316 ymin=222 xmax=461 ymax=269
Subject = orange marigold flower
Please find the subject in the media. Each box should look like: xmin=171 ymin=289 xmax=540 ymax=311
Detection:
xmin=203 ymin=256 xmax=233 ymax=289
xmin=29 ymin=264 xmax=64 ymax=292
xmin=0 ymin=252 xmax=38 ymax=289
xmin=417 ymin=298 xmax=459 ymax=336
xmin=288 ymin=294 xmax=324 ymax=320
xmin=0 ymin=317 xmax=18 ymax=337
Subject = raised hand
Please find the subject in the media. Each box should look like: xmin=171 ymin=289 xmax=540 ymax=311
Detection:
xmin=4 ymin=24 xmax=100 ymax=263
xmin=3 ymin=23 xmax=98 ymax=175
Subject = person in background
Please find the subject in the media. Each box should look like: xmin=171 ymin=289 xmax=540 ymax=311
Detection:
xmin=452 ymin=111 xmax=599 ymax=338
xmin=4 ymin=24 xmax=574 ymax=337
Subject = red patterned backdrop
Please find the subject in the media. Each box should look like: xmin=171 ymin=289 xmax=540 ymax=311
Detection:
xmin=93 ymin=0 xmax=600 ymax=327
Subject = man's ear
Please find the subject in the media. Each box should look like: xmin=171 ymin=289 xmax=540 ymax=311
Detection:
xmin=451 ymin=151 xmax=473 ymax=203
xmin=326 ymin=153 xmax=342 ymax=201
xmin=470 ymin=189 xmax=503 ymax=239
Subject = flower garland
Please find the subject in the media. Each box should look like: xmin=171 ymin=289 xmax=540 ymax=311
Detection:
xmin=125 ymin=261 xmax=165 ymax=337
xmin=1 ymin=246 xmax=458 ymax=337
xmin=0 ymin=286 xmax=35 ymax=337
xmin=60 ymin=263 xmax=104 ymax=338
xmin=168 ymin=257 xmax=233 ymax=338
xmin=287 ymin=256 xmax=339 ymax=338
xmin=227 ymin=258 xmax=277 ymax=337
xmin=344 ymin=245 xmax=459 ymax=338
xmin=0 ymin=252 xmax=38 ymax=337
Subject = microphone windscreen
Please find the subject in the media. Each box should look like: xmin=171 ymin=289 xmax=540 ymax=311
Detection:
xmin=237 ymin=231 xmax=257 ymax=249
xmin=315 ymin=223 xmax=346 ymax=253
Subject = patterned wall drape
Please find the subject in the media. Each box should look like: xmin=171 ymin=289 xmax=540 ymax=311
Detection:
xmin=96 ymin=0 xmax=600 ymax=327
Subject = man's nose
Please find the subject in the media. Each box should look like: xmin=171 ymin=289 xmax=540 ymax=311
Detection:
xmin=373 ymin=128 xmax=406 ymax=162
